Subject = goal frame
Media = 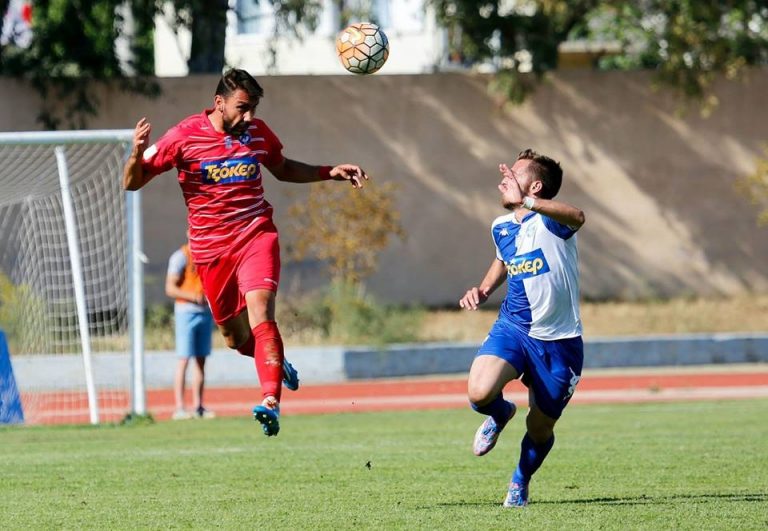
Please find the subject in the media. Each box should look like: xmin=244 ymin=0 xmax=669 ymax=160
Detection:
xmin=0 ymin=130 xmax=146 ymax=424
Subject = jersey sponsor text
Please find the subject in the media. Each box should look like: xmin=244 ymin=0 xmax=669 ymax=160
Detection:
xmin=505 ymin=248 xmax=549 ymax=280
xmin=201 ymin=157 xmax=260 ymax=184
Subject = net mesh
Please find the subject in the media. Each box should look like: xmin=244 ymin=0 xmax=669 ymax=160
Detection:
xmin=0 ymin=139 xmax=133 ymax=424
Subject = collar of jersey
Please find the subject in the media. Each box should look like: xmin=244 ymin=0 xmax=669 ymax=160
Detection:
xmin=513 ymin=211 xmax=537 ymax=224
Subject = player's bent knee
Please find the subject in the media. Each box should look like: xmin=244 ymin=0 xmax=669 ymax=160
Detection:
xmin=467 ymin=383 xmax=496 ymax=406
xmin=220 ymin=327 xmax=250 ymax=351
xmin=218 ymin=310 xmax=254 ymax=351
xmin=225 ymin=337 xmax=240 ymax=350
xmin=219 ymin=330 xmax=238 ymax=349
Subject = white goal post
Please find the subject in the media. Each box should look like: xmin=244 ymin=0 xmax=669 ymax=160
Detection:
xmin=0 ymin=130 xmax=145 ymax=425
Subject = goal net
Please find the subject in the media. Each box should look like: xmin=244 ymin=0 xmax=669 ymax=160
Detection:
xmin=0 ymin=131 xmax=145 ymax=425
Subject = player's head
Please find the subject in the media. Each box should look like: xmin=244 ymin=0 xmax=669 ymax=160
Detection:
xmin=216 ymin=69 xmax=264 ymax=101
xmin=213 ymin=69 xmax=264 ymax=135
xmin=514 ymin=149 xmax=563 ymax=199
xmin=498 ymin=149 xmax=563 ymax=210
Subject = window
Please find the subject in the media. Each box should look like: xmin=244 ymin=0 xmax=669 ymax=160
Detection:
xmin=235 ymin=0 xmax=275 ymax=36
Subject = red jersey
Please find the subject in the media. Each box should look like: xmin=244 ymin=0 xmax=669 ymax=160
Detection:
xmin=141 ymin=110 xmax=285 ymax=263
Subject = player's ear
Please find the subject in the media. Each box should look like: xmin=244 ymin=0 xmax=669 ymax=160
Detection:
xmin=214 ymin=95 xmax=224 ymax=112
xmin=530 ymin=180 xmax=543 ymax=196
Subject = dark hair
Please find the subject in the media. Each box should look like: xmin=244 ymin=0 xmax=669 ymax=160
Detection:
xmin=216 ymin=69 xmax=264 ymax=101
xmin=516 ymin=148 xmax=563 ymax=199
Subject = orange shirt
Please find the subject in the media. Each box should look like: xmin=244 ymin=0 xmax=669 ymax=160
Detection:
xmin=175 ymin=244 xmax=204 ymax=305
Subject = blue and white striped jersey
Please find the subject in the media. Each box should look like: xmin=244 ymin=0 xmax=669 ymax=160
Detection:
xmin=491 ymin=211 xmax=582 ymax=340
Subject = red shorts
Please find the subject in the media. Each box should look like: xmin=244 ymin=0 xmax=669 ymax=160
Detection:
xmin=196 ymin=220 xmax=281 ymax=325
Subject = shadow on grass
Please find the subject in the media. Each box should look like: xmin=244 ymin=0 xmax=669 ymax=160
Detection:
xmin=536 ymin=492 xmax=767 ymax=506
xmin=430 ymin=492 xmax=767 ymax=509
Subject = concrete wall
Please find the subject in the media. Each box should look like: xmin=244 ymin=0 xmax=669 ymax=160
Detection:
xmin=1 ymin=70 xmax=767 ymax=305
xmin=11 ymin=334 xmax=768 ymax=391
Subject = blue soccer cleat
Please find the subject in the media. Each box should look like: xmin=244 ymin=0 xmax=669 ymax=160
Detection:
xmin=473 ymin=402 xmax=516 ymax=456
xmin=282 ymin=358 xmax=300 ymax=391
xmin=503 ymin=482 xmax=529 ymax=508
xmin=252 ymin=401 xmax=280 ymax=437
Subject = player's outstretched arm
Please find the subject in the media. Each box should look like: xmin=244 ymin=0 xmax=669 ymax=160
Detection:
xmin=459 ymin=259 xmax=507 ymax=311
xmin=268 ymin=158 xmax=369 ymax=188
xmin=525 ymin=197 xmax=585 ymax=230
xmin=498 ymin=163 xmax=585 ymax=229
xmin=123 ymin=118 xmax=153 ymax=191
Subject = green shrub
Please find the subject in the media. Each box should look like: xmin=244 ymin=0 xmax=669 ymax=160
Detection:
xmin=143 ymin=303 xmax=175 ymax=350
xmin=0 ymin=272 xmax=46 ymax=354
xmin=278 ymin=280 xmax=424 ymax=346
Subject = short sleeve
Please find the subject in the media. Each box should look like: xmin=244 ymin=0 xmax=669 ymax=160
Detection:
xmin=141 ymin=127 xmax=181 ymax=177
xmin=542 ymin=215 xmax=578 ymax=240
xmin=258 ymin=121 xmax=285 ymax=168
xmin=167 ymin=249 xmax=187 ymax=276
xmin=491 ymin=214 xmax=515 ymax=261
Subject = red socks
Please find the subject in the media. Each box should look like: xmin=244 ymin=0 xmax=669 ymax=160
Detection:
xmin=251 ymin=321 xmax=285 ymax=401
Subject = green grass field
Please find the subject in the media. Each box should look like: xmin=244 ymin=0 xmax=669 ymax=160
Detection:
xmin=2 ymin=400 xmax=767 ymax=530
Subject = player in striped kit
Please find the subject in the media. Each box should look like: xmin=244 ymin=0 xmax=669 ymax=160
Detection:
xmin=459 ymin=149 xmax=585 ymax=507
xmin=123 ymin=69 xmax=368 ymax=436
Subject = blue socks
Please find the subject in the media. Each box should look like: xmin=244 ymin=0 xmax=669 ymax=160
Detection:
xmin=471 ymin=396 xmax=556 ymax=486
xmin=471 ymin=394 xmax=513 ymax=428
xmin=512 ymin=433 xmax=555 ymax=485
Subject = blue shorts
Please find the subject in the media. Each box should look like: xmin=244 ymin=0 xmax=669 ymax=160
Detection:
xmin=175 ymin=308 xmax=214 ymax=359
xmin=477 ymin=319 xmax=583 ymax=419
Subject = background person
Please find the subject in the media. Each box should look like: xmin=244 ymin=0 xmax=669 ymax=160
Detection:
xmin=166 ymin=241 xmax=215 ymax=420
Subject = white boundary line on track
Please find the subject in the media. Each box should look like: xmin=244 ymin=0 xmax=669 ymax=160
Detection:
xmin=153 ymin=385 xmax=768 ymax=416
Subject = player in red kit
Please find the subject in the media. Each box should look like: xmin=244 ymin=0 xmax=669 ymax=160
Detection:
xmin=123 ymin=69 xmax=368 ymax=436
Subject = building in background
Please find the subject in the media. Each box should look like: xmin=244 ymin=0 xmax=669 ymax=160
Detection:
xmin=154 ymin=0 xmax=446 ymax=76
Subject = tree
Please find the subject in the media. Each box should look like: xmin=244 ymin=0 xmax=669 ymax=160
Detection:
xmin=160 ymin=0 xmax=323 ymax=74
xmin=0 ymin=0 xmax=322 ymax=127
xmin=739 ymin=148 xmax=768 ymax=225
xmin=282 ymin=181 xmax=416 ymax=344
xmin=5 ymin=2 xmax=766 ymax=126
xmin=430 ymin=1 xmax=768 ymax=111
xmin=286 ymin=181 xmax=405 ymax=285
xmin=0 ymin=0 xmax=158 ymax=128
xmin=165 ymin=0 xmax=229 ymax=74
xmin=189 ymin=1 xmax=768 ymax=110
xmin=432 ymin=0 xmax=597 ymax=102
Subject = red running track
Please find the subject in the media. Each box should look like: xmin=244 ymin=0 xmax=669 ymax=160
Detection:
xmin=21 ymin=369 xmax=768 ymax=424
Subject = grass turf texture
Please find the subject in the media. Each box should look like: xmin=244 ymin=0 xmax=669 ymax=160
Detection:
xmin=2 ymin=400 xmax=766 ymax=529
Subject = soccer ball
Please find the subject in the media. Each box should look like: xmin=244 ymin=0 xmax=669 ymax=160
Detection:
xmin=335 ymin=23 xmax=389 ymax=75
